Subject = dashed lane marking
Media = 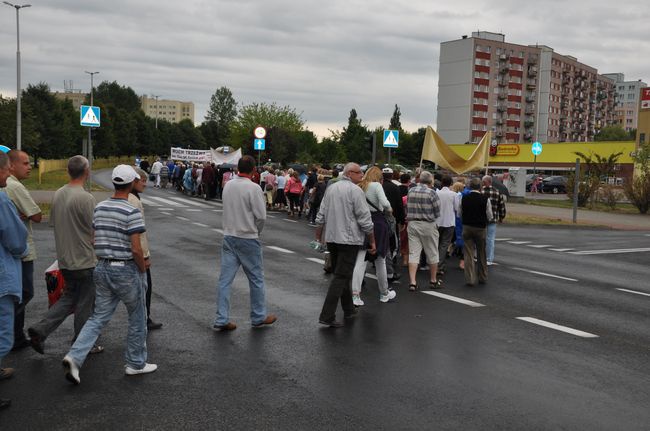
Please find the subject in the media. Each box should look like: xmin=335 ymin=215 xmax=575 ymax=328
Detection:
xmin=616 ymin=288 xmax=650 ymax=298
xmin=212 ymin=228 xmax=224 ymax=234
xmin=266 ymin=246 xmax=295 ymax=254
xmin=186 ymin=209 xmax=201 ymax=212
xmin=266 ymin=215 xmax=275 ymax=218
xmin=168 ymin=197 xmax=212 ymax=208
xmin=495 ymin=238 xmax=513 ymax=241
xmin=193 ymin=222 xmax=209 ymax=228
xmin=161 ymin=212 xmax=171 ymax=216
xmin=212 ymin=209 xmax=223 ymax=212
xmin=516 ymin=317 xmax=598 ymax=338
xmin=306 ymin=258 xmax=325 ymax=265
xmin=511 ymin=267 xmax=578 ymax=282
xmin=569 ymin=248 xmax=650 ymax=255
xmin=149 ymin=196 xmax=184 ymax=206
xmin=527 ymin=244 xmax=552 ymax=248
xmin=282 ymin=219 xmax=298 ymax=223
xmin=140 ymin=197 xmax=161 ymax=206
xmin=508 ymin=241 xmax=531 ymax=245
xmin=421 ymin=291 xmax=486 ymax=308
xmin=549 ymin=248 xmax=574 ymax=252
xmin=365 ymin=273 xmax=377 ymax=280
xmin=176 ymin=216 xmax=189 ymax=221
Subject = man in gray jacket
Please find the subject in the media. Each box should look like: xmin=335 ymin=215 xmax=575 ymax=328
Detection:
xmin=213 ymin=155 xmax=277 ymax=331
xmin=315 ymin=163 xmax=375 ymax=328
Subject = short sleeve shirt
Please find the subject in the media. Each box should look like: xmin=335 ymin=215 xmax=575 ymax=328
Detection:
xmin=93 ymin=198 xmax=146 ymax=260
xmin=0 ymin=175 xmax=41 ymax=261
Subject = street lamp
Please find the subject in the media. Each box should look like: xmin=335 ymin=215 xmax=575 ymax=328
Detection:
xmin=3 ymin=2 xmax=31 ymax=150
xmin=84 ymin=71 xmax=99 ymax=171
xmin=152 ymin=94 xmax=160 ymax=129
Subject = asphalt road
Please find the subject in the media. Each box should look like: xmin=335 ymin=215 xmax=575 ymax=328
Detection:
xmin=2 ymin=173 xmax=650 ymax=430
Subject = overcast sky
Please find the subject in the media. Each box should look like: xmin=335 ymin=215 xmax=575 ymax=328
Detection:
xmin=1 ymin=0 xmax=648 ymax=138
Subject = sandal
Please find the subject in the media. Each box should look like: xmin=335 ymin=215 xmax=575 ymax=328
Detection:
xmin=408 ymin=284 xmax=417 ymax=292
xmin=429 ymin=279 xmax=443 ymax=290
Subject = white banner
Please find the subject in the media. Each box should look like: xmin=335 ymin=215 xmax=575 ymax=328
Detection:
xmin=170 ymin=147 xmax=212 ymax=162
xmin=210 ymin=148 xmax=242 ymax=166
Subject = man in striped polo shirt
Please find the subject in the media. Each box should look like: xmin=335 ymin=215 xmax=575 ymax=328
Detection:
xmin=63 ymin=165 xmax=156 ymax=385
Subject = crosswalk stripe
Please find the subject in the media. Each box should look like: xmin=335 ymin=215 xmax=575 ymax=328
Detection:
xmin=364 ymin=273 xmax=377 ymax=280
xmin=148 ymin=196 xmax=184 ymax=206
xmin=421 ymin=291 xmax=485 ymax=307
xmin=212 ymin=228 xmax=224 ymax=234
xmin=193 ymin=222 xmax=209 ymax=228
xmin=306 ymin=258 xmax=325 ymax=265
xmin=266 ymin=246 xmax=295 ymax=254
xmin=168 ymin=197 xmax=212 ymax=208
xmin=511 ymin=267 xmax=578 ymax=282
xmin=283 ymin=219 xmax=297 ymax=223
xmin=516 ymin=317 xmax=598 ymax=338
xmin=140 ymin=197 xmax=161 ymax=206
xmin=176 ymin=216 xmax=189 ymax=221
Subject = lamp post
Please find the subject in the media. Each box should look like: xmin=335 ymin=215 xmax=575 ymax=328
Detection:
xmin=152 ymin=95 xmax=160 ymax=129
xmin=3 ymin=2 xmax=31 ymax=150
xmin=84 ymin=71 xmax=99 ymax=171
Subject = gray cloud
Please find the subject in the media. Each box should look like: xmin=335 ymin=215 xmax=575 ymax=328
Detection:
xmin=1 ymin=0 xmax=648 ymax=138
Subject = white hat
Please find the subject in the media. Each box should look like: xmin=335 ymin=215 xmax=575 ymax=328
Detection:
xmin=111 ymin=164 xmax=140 ymax=185
xmin=382 ymin=167 xmax=393 ymax=174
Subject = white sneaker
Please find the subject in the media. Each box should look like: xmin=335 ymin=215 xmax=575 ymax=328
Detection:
xmin=62 ymin=355 xmax=80 ymax=385
xmin=352 ymin=295 xmax=365 ymax=306
xmin=380 ymin=290 xmax=397 ymax=303
xmin=125 ymin=363 xmax=158 ymax=376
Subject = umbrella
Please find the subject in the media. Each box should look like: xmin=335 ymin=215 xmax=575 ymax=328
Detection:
xmin=218 ymin=163 xmax=237 ymax=170
xmin=288 ymin=163 xmax=307 ymax=174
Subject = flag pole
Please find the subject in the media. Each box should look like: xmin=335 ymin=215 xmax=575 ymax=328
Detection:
xmin=483 ymin=131 xmax=491 ymax=176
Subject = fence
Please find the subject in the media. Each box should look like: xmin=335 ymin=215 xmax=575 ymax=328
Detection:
xmin=38 ymin=156 xmax=154 ymax=184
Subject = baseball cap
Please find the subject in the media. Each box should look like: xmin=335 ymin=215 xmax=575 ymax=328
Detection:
xmin=111 ymin=164 xmax=140 ymax=185
xmin=382 ymin=167 xmax=393 ymax=174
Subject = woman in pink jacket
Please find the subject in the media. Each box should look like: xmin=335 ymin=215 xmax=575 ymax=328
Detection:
xmin=285 ymin=171 xmax=304 ymax=218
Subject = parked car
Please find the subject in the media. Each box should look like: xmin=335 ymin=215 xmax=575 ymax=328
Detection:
xmin=541 ymin=176 xmax=568 ymax=194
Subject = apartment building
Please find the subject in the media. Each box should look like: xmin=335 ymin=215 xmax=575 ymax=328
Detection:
xmin=602 ymin=73 xmax=647 ymax=133
xmin=140 ymin=96 xmax=195 ymax=124
xmin=437 ymin=32 xmax=617 ymax=144
xmin=52 ymin=91 xmax=87 ymax=111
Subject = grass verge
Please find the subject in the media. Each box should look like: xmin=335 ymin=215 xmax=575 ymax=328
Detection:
xmin=505 ymin=214 xmax=607 ymax=228
xmin=23 ymin=169 xmax=106 ymax=191
xmin=524 ymin=198 xmax=639 ymax=215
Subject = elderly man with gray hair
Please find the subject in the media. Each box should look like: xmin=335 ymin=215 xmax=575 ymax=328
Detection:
xmin=459 ymin=177 xmax=493 ymax=286
xmin=405 ymin=170 xmax=441 ymax=291
xmin=29 ymin=156 xmax=102 ymax=355
xmin=315 ymin=162 xmax=375 ymax=328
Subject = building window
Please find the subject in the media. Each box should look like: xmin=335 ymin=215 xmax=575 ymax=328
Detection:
xmin=628 ymin=94 xmax=635 ymax=99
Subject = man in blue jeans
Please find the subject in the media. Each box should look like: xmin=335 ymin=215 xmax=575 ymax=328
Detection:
xmin=62 ymin=165 xmax=156 ymax=385
xmin=0 ymin=151 xmax=28 ymax=409
xmin=213 ymin=155 xmax=277 ymax=331
xmin=481 ymin=175 xmax=507 ymax=265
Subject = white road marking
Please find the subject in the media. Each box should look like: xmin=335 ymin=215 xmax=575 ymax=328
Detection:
xmin=149 ymin=196 xmax=184 ymax=206
xmin=266 ymin=246 xmax=295 ymax=254
xmin=527 ymin=244 xmax=552 ymax=248
xmin=212 ymin=228 xmax=224 ymax=234
xmin=508 ymin=241 xmax=531 ymax=245
xmin=511 ymin=267 xmax=578 ymax=282
xmin=168 ymin=197 xmax=212 ymax=208
xmin=176 ymin=216 xmax=189 ymax=221
xmin=364 ymin=273 xmax=377 ymax=280
xmin=186 ymin=209 xmax=201 ymax=212
xmin=193 ymin=222 xmax=209 ymax=228
xmin=549 ymin=248 xmax=574 ymax=252
xmin=140 ymin=197 xmax=161 ymax=206
xmin=306 ymin=258 xmax=325 ymax=265
xmin=266 ymin=214 xmax=275 ymax=218
xmin=616 ymin=288 xmax=650 ymax=297
xmin=516 ymin=317 xmax=598 ymax=338
xmin=421 ymin=291 xmax=486 ymax=308
xmin=282 ymin=219 xmax=298 ymax=223
xmin=569 ymin=248 xmax=650 ymax=255
xmin=212 ymin=209 xmax=223 ymax=212
xmin=495 ymin=238 xmax=513 ymax=241
xmin=161 ymin=212 xmax=171 ymax=216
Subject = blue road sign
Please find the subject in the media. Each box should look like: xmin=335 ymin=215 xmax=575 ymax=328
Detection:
xmin=254 ymin=139 xmax=266 ymax=151
xmin=80 ymin=105 xmax=101 ymax=127
xmin=383 ymin=130 xmax=399 ymax=148
xmin=531 ymin=141 xmax=543 ymax=156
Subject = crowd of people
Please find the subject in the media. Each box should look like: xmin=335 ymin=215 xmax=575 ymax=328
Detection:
xmin=0 ymin=150 xmax=506 ymax=408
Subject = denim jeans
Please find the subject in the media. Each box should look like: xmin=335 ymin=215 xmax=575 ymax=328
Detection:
xmin=486 ymin=222 xmax=497 ymax=263
xmin=0 ymin=295 xmax=15 ymax=363
xmin=214 ymin=236 xmax=267 ymax=326
xmin=67 ymin=260 xmax=147 ymax=370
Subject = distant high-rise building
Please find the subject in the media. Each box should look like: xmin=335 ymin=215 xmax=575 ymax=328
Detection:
xmin=437 ymin=31 xmax=617 ymax=144
xmin=52 ymin=91 xmax=87 ymax=111
xmin=602 ymin=73 xmax=647 ymax=133
xmin=140 ymin=96 xmax=194 ymax=124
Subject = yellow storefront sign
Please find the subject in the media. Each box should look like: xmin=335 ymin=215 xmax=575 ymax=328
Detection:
xmin=496 ymin=144 xmax=520 ymax=157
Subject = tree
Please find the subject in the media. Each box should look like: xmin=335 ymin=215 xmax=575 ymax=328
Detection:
xmin=339 ymin=109 xmax=371 ymax=163
xmin=389 ymin=104 xmax=402 ymax=131
xmin=594 ymin=126 xmax=632 ymax=142
xmin=568 ymin=151 xmax=622 ymax=207
xmin=204 ymin=86 xmax=237 ymax=146
xmin=624 ymin=143 xmax=650 ymax=213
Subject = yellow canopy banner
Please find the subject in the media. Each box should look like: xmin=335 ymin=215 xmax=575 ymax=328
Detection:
xmin=420 ymin=126 xmax=491 ymax=174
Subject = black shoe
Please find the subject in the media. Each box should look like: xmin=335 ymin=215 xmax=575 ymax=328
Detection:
xmin=0 ymin=399 xmax=11 ymax=410
xmin=344 ymin=309 xmax=358 ymax=320
xmin=147 ymin=319 xmax=163 ymax=330
xmin=11 ymin=338 xmax=30 ymax=352
xmin=27 ymin=328 xmax=44 ymax=354
xmin=388 ymin=273 xmax=401 ymax=283
xmin=319 ymin=320 xmax=344 ymax=328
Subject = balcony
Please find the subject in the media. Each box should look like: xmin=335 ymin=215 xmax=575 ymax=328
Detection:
xmin=526 ymin=95 xmax=536 ymax=103
xmin=499 ymin=65 xmax=510 ymax=74
xmin=524 ymin=119 xmax=534 ymax=128
xmin=525 ymin=107 xmax=535 ymax=115
xmin=528 ymin=55 xmax=538 ymax=64
xmin=498 ymin=79 xmax=508 ymax=87
xmin=496 ymin=118 xmax=504 ymax=125
xmin=497 ymin=103 xmax=507 ymax=112
xmin=528 ymin=67 xmax=538 ymax=77
xmin=526 ymin=81 xmax=537 ymax=89
xmin=497 ymin=91 xmax=507 ymax=100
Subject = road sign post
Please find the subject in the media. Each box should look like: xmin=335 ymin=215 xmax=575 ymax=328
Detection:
xmin=80 ymin=104 xmax=100 ymax=190
xmin=383 ymin=130 xmax=399 ymax=164
xmin=531 ymin=141 xmax=543 ymax=175
xmin=253 ymin=127 xmax=266 ymax=168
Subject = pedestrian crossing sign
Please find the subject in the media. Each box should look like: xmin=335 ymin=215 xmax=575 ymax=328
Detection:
xmin=254 ymin=139 xmax=265 ymax=151
xmin=80 ymin=105 xmax=101 ymax=127
xmin=383 ymin=130 xmax=399 ymax=148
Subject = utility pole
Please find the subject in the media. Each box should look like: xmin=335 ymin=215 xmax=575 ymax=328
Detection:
xmin=4 ymin=2 xmax=31 ymax=150
xmin=152 ymin=94 xmax=160 ymax=129
xmin=84 ymin=70 xmax=99 ymax=172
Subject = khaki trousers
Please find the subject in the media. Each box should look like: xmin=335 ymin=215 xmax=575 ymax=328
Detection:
xmin=462 ymin=225 xmax=488 ymax=285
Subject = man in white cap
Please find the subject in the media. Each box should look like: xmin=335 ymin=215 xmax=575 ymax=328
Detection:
xmin=62 ymin=165 xmax=156 ymax=385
